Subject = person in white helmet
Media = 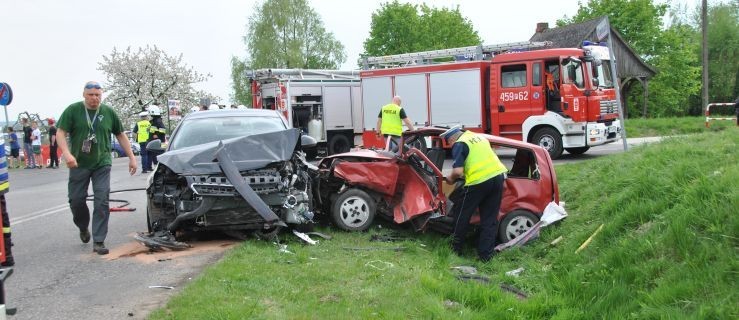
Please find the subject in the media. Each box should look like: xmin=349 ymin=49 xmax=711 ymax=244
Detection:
xmin=146 ymin=105 xmax=166 ymax=169
xmin=208 ymin=104 xmax=220 ymax=111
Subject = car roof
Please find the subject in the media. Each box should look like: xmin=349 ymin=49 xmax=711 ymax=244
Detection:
xmin=184 ymin=109 xmax=283 ymax=120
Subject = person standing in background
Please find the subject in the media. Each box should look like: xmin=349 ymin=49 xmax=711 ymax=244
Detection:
xmin=22 ymin=117 xmax=36 ymax=169
xmin=7 ymin=127 xmax=21 ymax=169
xmin=47 ymin=119 xmax=59 ymax=168
xmin=31 ymin=121 xmax=43 ymax=169
xmin=132 ymin=111 xmax=151 ymax=173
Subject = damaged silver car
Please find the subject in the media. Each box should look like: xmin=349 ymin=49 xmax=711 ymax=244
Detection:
xmin=140 ymin=109 xmax=317 ymax=248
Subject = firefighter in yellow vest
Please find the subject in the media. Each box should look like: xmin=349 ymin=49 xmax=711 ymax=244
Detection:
xmin=133 ymin=111 xmax=152 ymax=173
xmin=375 ymin=96 xmax=415 ymax=150
xmin=441 ymin=126 xmax=507 ymax=262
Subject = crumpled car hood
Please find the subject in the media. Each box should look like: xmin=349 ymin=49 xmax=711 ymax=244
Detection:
xmin=157 ymin=128 xmax=300 ymax=175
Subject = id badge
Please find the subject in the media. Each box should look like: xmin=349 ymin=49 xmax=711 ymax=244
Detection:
xmin=82 ymin=139 xmax=92 ymax=153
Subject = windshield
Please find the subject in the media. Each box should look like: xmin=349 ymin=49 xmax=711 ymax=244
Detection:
xmin=595 ymin=61 xmax=614 ymax=88
xmin=562 ymin=59 xmax=585 ymax=89
xmin=170 ymin=116 xmax=287 ymax=150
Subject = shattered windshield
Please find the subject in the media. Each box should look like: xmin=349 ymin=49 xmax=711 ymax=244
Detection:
xmin=171 ymin=116 xmax=287 ymax=150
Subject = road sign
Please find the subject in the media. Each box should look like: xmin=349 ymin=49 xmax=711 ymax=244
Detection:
xmin=596 ymin=19 xmax=609 ymax=41
xmin=167 ymin=99 xmax=181 ymax=120
xmin=0 ymin=83 xmax=13 ymax=106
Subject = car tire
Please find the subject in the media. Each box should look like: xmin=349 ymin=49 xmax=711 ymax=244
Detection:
xmin=498 ymin=210 xmax=539 ymax=243
xmin=565 ymin=146 xmax=590 ymax=155
xmin=332 ymin=189 xmax=376 ymax=231
xmin=328 ymin=133 xmax=351 ymax=155
xmin=532 ymin=127 xmax=563 ymax=159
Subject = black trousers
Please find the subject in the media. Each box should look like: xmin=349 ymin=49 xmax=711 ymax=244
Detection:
xmin=451 ymin=174 xmax=505 ymax=261
xmin=49 ymin=145 xmax=59 ymax=167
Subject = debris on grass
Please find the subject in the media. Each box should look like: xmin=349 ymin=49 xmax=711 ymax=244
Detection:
xmin=455 ymin=274 xmax=490 ymax=284
xmin=365 ymin=260 xmax=394 ymax=270
xmin=550 ymin=236 xmax=563 ymax=246
xmin=499 ymin=283 xmax=528 ymax=300
xmin=576 ymin=223 xmax=605 ymax=254
xmin=342 ymin=246 xmax=406 ymax=252
xmin=292 ymin=229 xmax=318 ymax=245
xmin=505 ymin=267 xmax=525 ymax=277
xmin=450 ymin=266 xmax=477 ymax=275
xmin=277 ymin=244 xmax=294 ymax=254
xmin=443 ymin=300 xmax=461 ymax=308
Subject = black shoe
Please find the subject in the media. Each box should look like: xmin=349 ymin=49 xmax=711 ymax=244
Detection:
xmin=80 ymin=229 xmax=91 ymax=243
xmin=93 ymin=242 xmax=109 ymax=255
xmin=1 ymin=257 xmax=14 ymax=267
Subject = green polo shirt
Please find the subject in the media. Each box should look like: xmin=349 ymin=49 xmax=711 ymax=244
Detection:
xmin=58 ymin=101 xmax=124 ymax=169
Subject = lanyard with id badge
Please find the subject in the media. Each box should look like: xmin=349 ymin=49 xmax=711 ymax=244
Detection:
xmin=82 ymin=108 xmax=100 ymax=153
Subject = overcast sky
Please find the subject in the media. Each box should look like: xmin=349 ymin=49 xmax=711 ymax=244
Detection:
xmin=1 ymin=0 xmax=700 ymax=123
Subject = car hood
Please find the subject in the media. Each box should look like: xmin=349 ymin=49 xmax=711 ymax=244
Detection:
xmin=157 ymin=128 xmax=300 ymax=175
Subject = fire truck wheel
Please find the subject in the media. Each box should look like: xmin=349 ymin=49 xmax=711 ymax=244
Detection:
xmin=332 ymin=189 xmax=376 ymax=231
xmin=565 ymin=146 xmax=590 ymax=155
xmin=532 ymin=127 xmax=563 ymax=159
xmin=498 ymin=210 xmax=539 ymax=243
xmin=328 ymin=134 xmax=351 ymax=155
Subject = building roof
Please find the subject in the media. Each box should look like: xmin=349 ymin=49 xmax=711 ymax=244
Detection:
xmin=530 ymin=16 xmax=656 ymax=79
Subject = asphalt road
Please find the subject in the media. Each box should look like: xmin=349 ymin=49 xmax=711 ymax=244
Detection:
xmin=4 ymin=158 xmax=236 ymax=320
xmin=1 ymin=136 xmax=661 ymax=319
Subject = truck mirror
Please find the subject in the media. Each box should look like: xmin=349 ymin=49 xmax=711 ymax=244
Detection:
xmin=593 ymin=78 xmax=600 ymax=87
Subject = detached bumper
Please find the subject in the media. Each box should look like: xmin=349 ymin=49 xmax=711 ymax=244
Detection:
xmin=586 ymin=120 xmax=622 ymax=146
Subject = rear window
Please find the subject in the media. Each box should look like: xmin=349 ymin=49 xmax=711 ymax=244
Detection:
xmin=171 ymin=116 xmax=286 ymax=150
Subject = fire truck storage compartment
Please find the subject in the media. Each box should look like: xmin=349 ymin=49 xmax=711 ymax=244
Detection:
xmin=362 ymin=77 xmax=393 ymax=130
xmin=394 ymin=74 xmax=427 ymax=127
xmin=429 ymin=70 xmax=482 ymax=128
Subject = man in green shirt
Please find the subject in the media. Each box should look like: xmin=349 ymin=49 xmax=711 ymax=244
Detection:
xmin=56 ymin=81 xmax=137 ymax=255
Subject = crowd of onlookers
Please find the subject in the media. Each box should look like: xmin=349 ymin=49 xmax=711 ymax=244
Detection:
xmin=4 ymin=117 xmax=59 ymax=169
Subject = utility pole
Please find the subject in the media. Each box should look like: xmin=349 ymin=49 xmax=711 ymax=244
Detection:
xmin=701 ymin=0 xmax=709 ymax=112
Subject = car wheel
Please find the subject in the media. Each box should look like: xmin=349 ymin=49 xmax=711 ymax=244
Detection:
xmin=532 ymin=127 xmax=563 ymax=159
xmin=332 ymin=189 xmax=376 ymax=231
xmin=498 ymin=210 xmax=539 ymax=243
xmin=565 ymin=146 xmax=590 ymax=155
xmin=328 ymin=134 xmax=351 ymax=155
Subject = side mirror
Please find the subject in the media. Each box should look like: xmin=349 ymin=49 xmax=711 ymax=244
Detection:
xmin=300 ymin=134 xmax=317 ymax=149
xmin=592 ymin=78 xmax=600 ymax=87
xmin=146 ymin=139 xmax=166 ymax=154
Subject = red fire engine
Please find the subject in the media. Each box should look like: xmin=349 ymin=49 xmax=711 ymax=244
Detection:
xmin=360 ymin=41 xmax=622 ymax=159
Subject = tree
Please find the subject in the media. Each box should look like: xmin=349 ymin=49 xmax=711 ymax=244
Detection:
xmin=559 ymin=0 xmax=705 ymax=117
xmin=702 ymin=1 xmax=739 ymax=103
xmin=230 ymin=0 xmax=346 ymax=105
xmin=558 ymin=0 xmax=668 ymax=56
xmin=362 ymin=1 xmax=481 ymax=59
xmin=99 ymin=45 xmax=212 ymax=128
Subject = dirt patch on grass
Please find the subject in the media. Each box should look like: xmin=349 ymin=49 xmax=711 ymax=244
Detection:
xmin=104 ymin=239 xmax=238 ymax=264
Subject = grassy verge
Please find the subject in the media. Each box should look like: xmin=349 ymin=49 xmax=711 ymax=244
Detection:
xmin=625 ymin=116 xmax=736 ymax=138
xmin=150 ymin=128 xmax=738 ymax=319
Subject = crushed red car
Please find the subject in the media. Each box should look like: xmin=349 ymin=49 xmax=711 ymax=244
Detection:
xmin=316 ymin=127 xmax=560 ymax=243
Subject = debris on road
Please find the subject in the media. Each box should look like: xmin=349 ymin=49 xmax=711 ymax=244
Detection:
xmin=133 ymin=232 xmax=191 ymax=251
xmin=148 ymin=285 xmax=175 ymax=290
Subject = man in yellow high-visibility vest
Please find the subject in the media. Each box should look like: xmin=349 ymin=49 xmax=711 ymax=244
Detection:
xmin=375 ymin=96 xmax=415 ymax=150
xmin=441 ymin=126 xmax=507 ymax=262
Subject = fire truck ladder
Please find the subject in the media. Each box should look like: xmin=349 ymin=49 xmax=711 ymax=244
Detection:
xmin=362 ymin=41 xmax=552 ymax=68
xmin=247 ymin=69 xmax=360 ymax=81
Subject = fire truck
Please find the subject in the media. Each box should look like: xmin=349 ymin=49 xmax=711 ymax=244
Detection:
xmin=248 ymin=69 xmax=362 ymax=156
xmin=360 ymin=41 xmax=623 ymax=159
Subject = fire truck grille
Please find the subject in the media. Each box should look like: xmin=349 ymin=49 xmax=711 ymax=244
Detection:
xmin=600 ymin=100 xmax=618 ymax=115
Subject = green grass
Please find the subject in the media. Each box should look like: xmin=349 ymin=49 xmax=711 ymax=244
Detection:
xmin=625 ymin=116 xmax=736 ymax=138
xmin=150 ymin=128 xmax=738 ymax=319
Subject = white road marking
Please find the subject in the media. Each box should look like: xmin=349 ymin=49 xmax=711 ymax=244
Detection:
xmin=11 ymin=204 xmax=70 ymax=225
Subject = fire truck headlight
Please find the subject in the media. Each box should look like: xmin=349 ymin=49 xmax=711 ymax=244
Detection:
xmin=590 ymin=129 xmax=600 ymax=136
